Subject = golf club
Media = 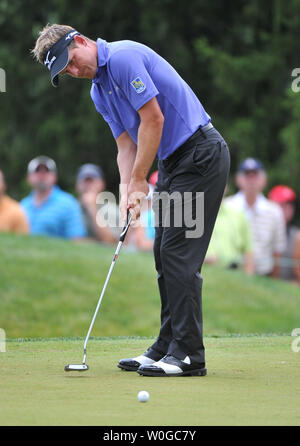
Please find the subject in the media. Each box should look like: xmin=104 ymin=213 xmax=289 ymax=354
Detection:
xmin=65 ymin=210 xmax=132 ymax=372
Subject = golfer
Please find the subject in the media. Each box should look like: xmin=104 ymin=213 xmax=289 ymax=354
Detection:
xmin=33 ymin=24 xmax=230 ymax=377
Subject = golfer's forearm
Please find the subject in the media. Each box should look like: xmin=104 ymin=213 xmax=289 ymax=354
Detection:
xmin=117 ymin=135 xmax=137 ymax=185
xmin=132 ymin=118 xmax=164 ymax=181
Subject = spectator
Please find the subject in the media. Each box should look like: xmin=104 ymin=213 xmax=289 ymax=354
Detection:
xmin=268 ymin=185 xmax=300 ymax=283
xmin=76 ymin=163 xmax=120 ymax=243
xmin=205 ymin=193 xmax=254 ymax=275
xmin=225 ymin=158 xmax=286 ymax=277
xmin=0 ymin=169 xmax=29 ymax=234
xmin=21 ymin=156 xmax=86 ymax=240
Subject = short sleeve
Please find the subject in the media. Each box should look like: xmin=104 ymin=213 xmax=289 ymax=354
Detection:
xmin=108 ymin=49 xmax=159 ymax=111
xmin=100 ymin=107 xmax=125 ymax=139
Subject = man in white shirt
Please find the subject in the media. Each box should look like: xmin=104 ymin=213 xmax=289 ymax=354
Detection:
xmin=225 ymin=158 xmax=286 ymax=276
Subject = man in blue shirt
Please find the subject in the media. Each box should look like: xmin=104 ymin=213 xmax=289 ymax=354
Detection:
xmin=32 ymin=25 xmax=230 ymax=377
xmin=21 ymin=156 xmax=87 ymax=240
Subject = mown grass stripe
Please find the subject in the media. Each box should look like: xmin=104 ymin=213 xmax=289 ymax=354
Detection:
xmin=5 ymin=332 xmax=292 ymax=343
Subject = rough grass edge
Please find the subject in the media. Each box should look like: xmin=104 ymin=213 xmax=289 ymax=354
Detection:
xmin=5 ymin=333 xmax=291 ymax=343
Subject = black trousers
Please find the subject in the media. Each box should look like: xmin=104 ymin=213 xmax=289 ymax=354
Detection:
xmin=149 ymin=125 xmax=230 ymax=364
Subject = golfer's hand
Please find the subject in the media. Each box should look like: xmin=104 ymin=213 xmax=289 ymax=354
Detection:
xmin=127 ymin=179 xmax=149 ymax=221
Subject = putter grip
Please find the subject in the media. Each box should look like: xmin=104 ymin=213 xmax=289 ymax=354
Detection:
xmin=119 ymin=210 xmax=131 ymax=242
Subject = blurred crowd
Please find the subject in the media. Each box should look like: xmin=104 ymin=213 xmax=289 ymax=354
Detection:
xmin=0 ymin=155 xmax=299 ymax=285
xmin=0 ymin=155 xmax=155 ymax=250
xmin=205 ymin=158 xmax=300 ymax=285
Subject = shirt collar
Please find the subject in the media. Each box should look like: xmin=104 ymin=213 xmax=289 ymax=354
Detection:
xmin=92 ymin=38 xmax=110 ymax=84
xmin=32 ymin=185 xmax=60 ymax=206
xmin=254 ymin=194 xmax=269 ymax=213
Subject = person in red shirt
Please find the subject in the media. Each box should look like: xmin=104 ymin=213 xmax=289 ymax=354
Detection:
xmin=268 ymin=185 xmax=300 ymax=284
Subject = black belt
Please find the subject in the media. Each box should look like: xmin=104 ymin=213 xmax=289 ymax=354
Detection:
xmin=164 ymin=122 xmax=214 ymax=163
xmin=186 ymin=122 xmax=213 ymax=144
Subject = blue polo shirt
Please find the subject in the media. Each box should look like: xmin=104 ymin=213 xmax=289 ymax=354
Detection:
xmin=90 ymin=39 xmax=210 ymax=160
xmin=21 ymin=186 xmax=87 ymax=239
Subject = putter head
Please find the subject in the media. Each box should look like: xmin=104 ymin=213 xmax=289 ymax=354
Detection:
xmin=64 ymin=364 xmax=89 ymax=372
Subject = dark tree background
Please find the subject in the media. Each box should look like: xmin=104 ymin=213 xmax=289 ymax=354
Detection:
xmin=1 ymin=0 xmax=300 ymax=220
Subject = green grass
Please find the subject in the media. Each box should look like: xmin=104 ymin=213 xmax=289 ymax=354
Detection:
xmin=0 ymin=233 xmax=299 ymax=338
xmin=1 ymin=234 xmax=300 ymax=426
xmin=1 ymin=336 xmax=300 ymax=426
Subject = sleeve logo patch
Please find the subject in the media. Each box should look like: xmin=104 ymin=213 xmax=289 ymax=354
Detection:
xmin=130 ymin=77 xmax=146 ymax=93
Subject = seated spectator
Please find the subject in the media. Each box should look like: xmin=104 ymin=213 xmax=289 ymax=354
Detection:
xmin=268 ymin=185 xmax=300 ymax=284
xmin=0 ymin=168 xmax=29 ymax=234
xmin=21 ymin=156 xmax=86 ymax=240
xmin=225 ymin=158 xmax=286 ymax=277
xmin=76 ymin=163 xmax=120 ymax=243
xmin=205 ymin=194 xmax=254 ymax=275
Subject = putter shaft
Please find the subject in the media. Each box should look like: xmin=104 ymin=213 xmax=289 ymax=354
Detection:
xmin=81 ymin=214 xmax=132 ymax=366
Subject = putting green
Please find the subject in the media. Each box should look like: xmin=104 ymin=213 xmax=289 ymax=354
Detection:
xmin=0 ymin=336 xmax=299 ymax=426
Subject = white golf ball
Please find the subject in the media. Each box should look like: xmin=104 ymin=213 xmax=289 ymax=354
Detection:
xmin=138 ymin=390 xmax=150 ymax=402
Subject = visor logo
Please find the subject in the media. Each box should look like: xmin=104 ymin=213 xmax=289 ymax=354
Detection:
xmin=65 ymin=31 xmax=78 ymax=40
xmin=44 ymin=51 xmax=57 ymax=71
